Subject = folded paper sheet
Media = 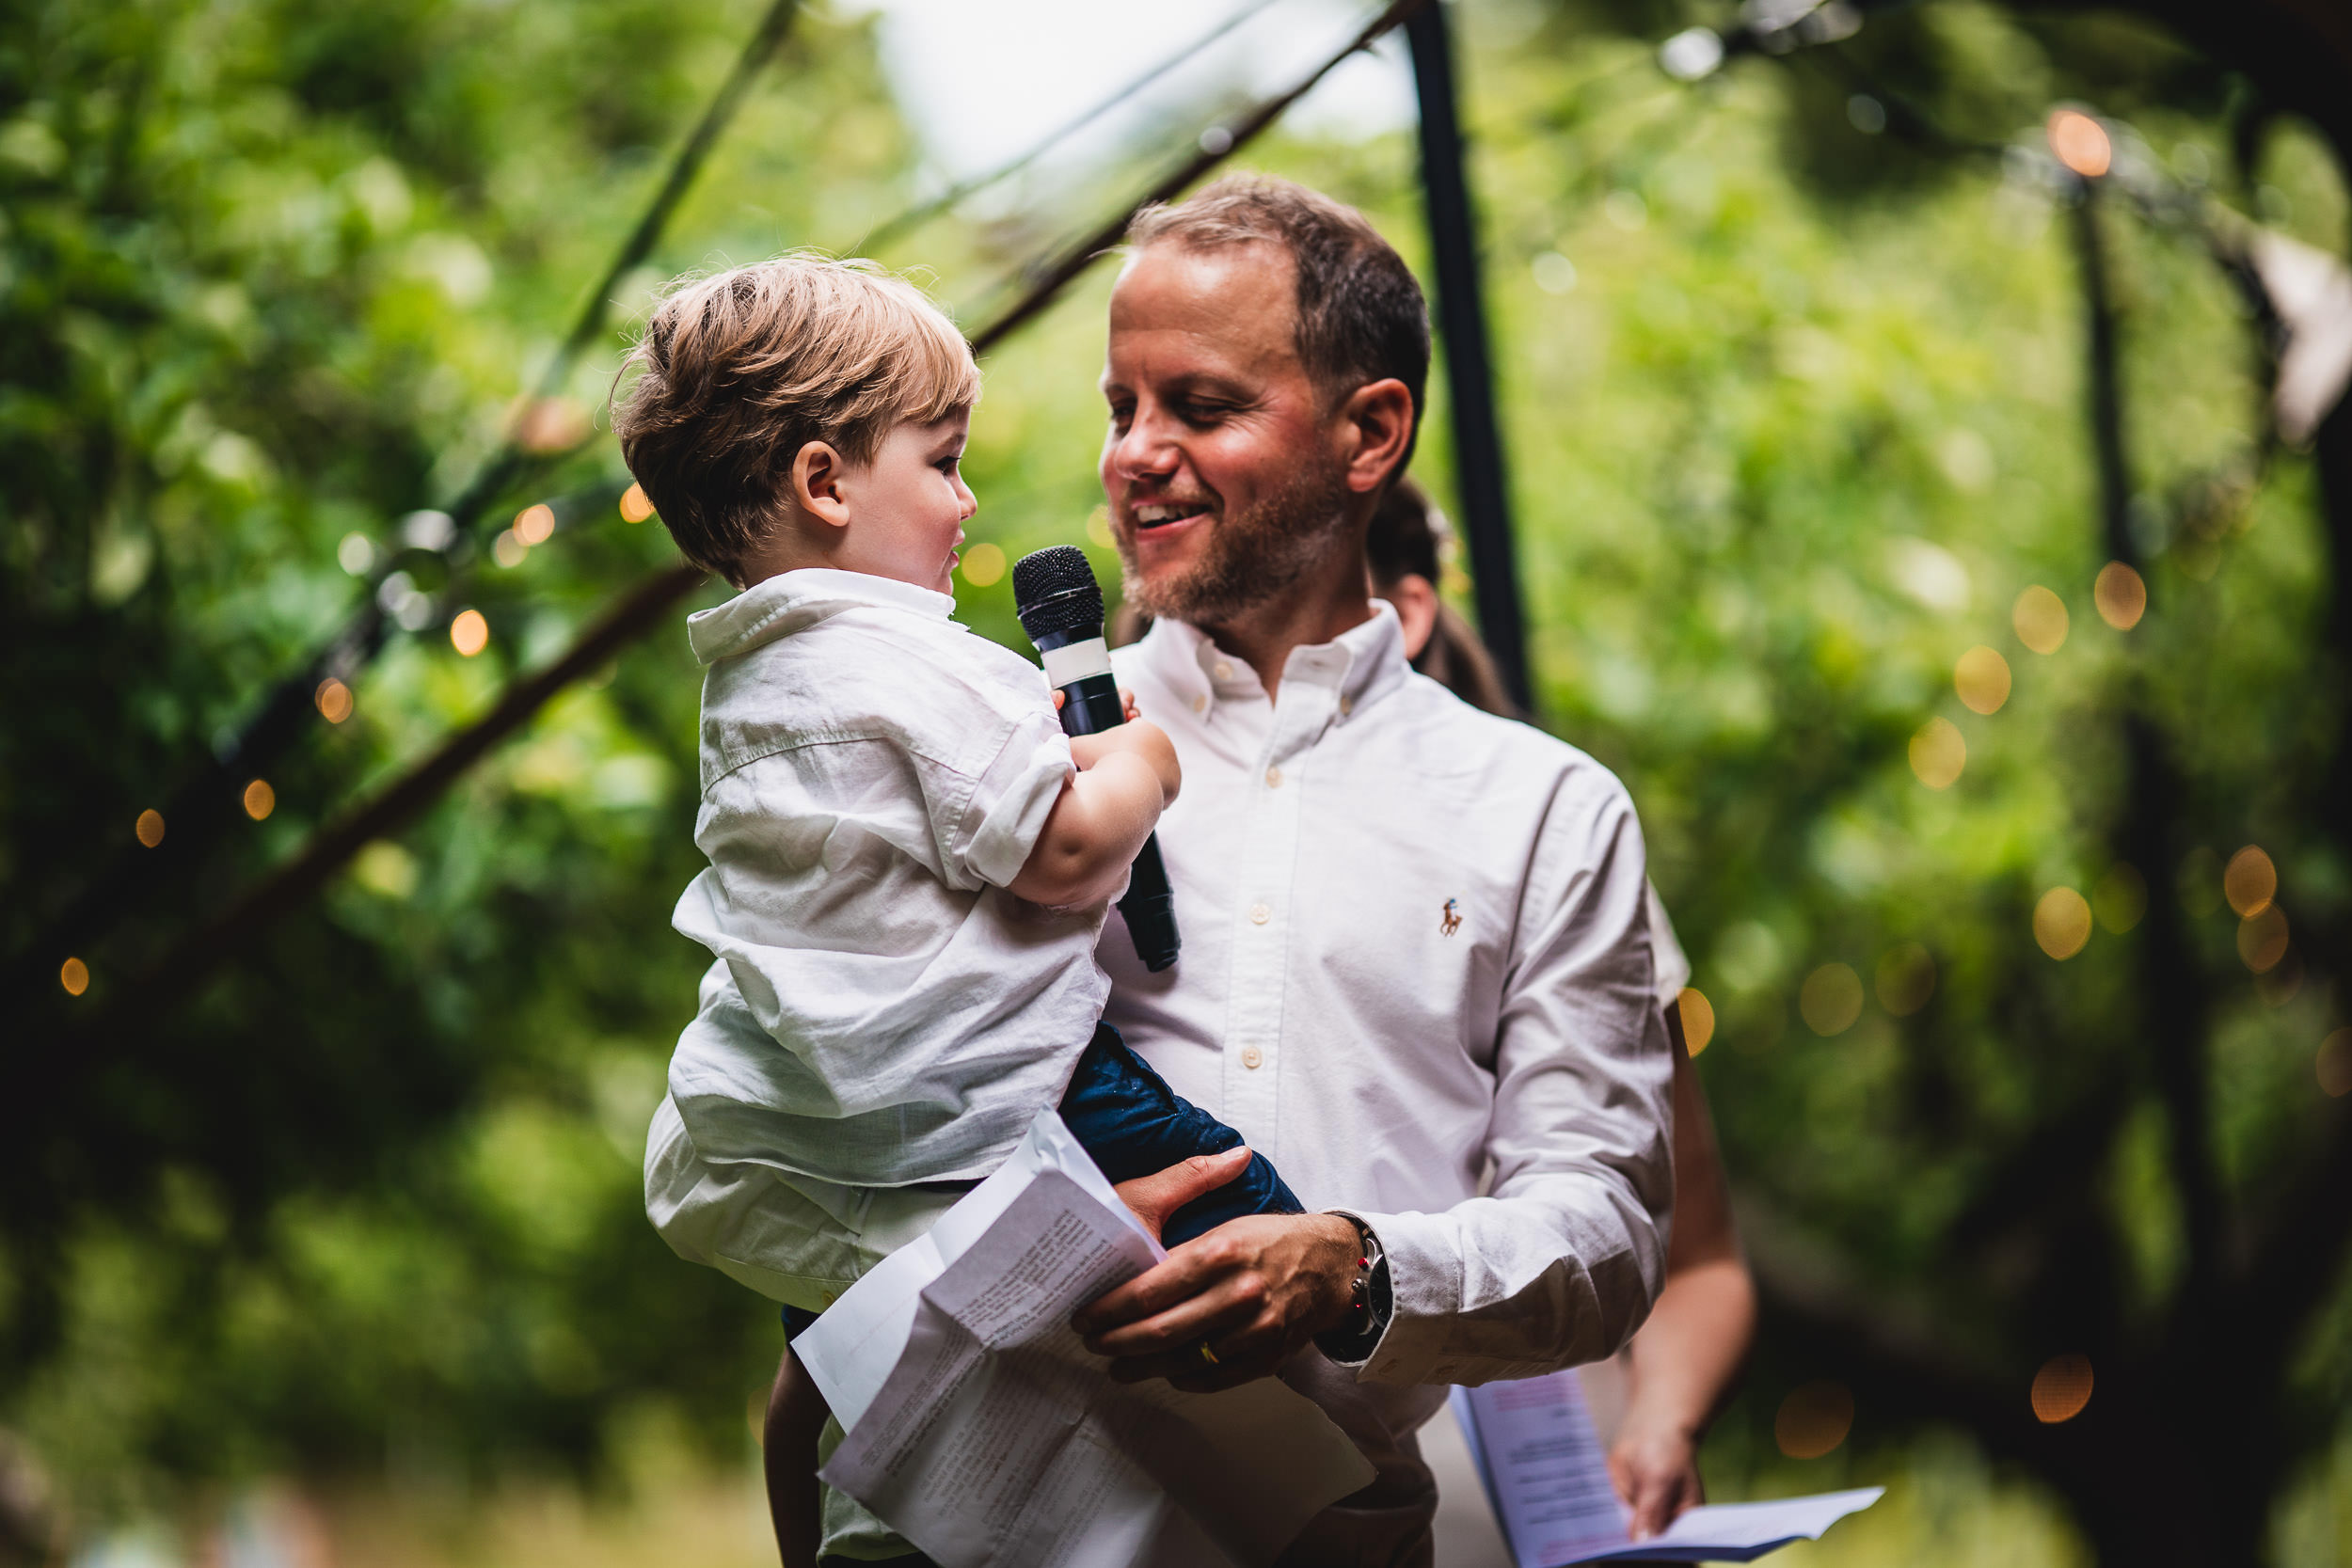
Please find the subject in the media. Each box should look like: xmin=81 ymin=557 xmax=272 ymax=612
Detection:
xmin=1450 ymin=1373 xmax=1881 ymax=1565
xmin=795 ymin=1111 xmax=1375 ymax=1568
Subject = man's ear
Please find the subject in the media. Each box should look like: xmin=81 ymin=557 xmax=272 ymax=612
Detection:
xmin=1338 ymin=378 xmax=1415 ymax=496
xmin=791 ymin=440 xmax=852 ymax=529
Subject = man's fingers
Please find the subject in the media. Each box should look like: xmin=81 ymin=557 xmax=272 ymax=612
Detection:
xmin=1110 ymin=1148 xmax=1251 ymax=1241
xmin=1084 ymin=1269 xmax=1264 ymax=1357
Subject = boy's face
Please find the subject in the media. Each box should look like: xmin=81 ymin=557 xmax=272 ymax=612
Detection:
xmin=835 ymin=410 xmax=976 ymax=596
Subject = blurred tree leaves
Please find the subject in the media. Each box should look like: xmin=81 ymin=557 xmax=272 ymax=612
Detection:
xmin=2 ymin=0 xmax=2348 ymax=1558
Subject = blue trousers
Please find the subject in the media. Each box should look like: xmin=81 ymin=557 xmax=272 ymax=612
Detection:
xmin=783 ymin=1022 xmax=1298 ymax=1339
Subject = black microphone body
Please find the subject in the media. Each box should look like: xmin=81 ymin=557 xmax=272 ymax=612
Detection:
xmin=1012 ymin=547 xmax=1181 ymax=973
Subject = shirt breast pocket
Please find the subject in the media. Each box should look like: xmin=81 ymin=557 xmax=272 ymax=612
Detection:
xmin=1300 ymin=834 xmax=1509 ymax=1075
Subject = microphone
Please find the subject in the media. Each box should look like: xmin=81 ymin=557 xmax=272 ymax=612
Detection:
xmin=1011 ymin=546 xmax=1180 ymax=973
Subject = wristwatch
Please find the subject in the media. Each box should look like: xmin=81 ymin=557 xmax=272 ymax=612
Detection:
xmin=1312 ymin=1212 xmax=1392 ymax=1366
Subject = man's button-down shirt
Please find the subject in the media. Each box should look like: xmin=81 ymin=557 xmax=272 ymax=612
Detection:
xmin=1104 ymin=605 xmax=1674 ymax=1405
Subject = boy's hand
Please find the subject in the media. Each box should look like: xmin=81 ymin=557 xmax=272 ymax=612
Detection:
xmin=1050 ymin=687 xmax=1144 ymax=722
xmin=1072 ymin=720 xmax=1179 ymax=806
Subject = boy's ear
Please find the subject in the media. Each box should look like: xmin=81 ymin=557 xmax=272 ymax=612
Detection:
xmin=792 ymin=440 xmax=852 ymax=529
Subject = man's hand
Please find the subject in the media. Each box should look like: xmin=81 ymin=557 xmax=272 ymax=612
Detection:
xmin=1072 ymin=1211 xmax=1362 ymax=1393
xmin=1113 ymin=1147 xmax=1252 ymax=1241
xmin=1607 ymin=1417 xmax=1705 ymax=1540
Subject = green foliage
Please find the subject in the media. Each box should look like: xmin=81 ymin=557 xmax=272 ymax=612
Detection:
xmin=3 ymin=0 xmax=2348 ymax=1557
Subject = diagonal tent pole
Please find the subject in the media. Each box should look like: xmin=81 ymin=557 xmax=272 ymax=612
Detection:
xmin=85 ymin=0 xmax=1438 ymax=1024
xmin=8 ymin=0 xmax=804 ymax=1008
xmin=972 ymin=0 xmax=1432 ymax=356
xmin=855 ymin=0 xmax=1279 ymax=257
xmin=1406 ymin=0 xmax=1532 ymax=713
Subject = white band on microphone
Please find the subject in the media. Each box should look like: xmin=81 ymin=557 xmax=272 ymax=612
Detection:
xmin=1041 ymin=637 xmax=1113 ymax=688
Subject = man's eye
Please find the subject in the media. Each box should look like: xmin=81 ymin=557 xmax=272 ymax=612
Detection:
xmin=936 ymin=456 xmax=960 ymax=474
xmin=1177 ymin=401 xmax=1229 ymax=426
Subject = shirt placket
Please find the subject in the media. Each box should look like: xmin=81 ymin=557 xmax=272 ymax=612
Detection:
xmin=1217 ymin=675 xmax=1339 ymax=1162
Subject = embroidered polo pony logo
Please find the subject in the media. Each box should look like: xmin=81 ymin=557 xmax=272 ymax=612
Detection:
xmin=1439 ymin=898 xmax=1462 ymax=937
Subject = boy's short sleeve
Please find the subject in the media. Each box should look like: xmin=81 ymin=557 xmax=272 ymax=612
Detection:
xmin=950 ymin=705 xmax=1073 ymax=891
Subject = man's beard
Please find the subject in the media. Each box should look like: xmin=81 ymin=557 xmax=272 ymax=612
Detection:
xmin=1114 ymin=456 xmax=1354 ymax=626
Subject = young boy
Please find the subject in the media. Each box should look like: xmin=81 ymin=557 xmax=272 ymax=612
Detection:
xmin=613 ymin=255 xmax=1299 ymax=1560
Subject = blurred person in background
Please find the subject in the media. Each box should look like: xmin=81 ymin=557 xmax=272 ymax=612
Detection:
xmin=1366 ymin=480 xmax=1756 ymax=1535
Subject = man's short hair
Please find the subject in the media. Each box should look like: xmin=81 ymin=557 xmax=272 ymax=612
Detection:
xmin=1125 ymin=174 xmax=1429 ymax=465
xmin=612 ymin=255 xmax=978 ymax=580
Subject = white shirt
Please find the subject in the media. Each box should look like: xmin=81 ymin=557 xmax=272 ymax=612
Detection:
xmin=666 ymin=568 xmax=1103 ymax=1192
xmin=1103 ymin=605 xmax=1672 ymax=1390
xmin=644 ymin=596 xmax=1675 ymax=1560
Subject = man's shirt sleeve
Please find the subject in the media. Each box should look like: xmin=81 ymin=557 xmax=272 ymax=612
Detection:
xmin=1343 ymin=771 xmax=1677 ymax=1386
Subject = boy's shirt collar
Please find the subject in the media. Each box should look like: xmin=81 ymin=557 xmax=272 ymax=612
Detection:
xmin=687 ymin=567 xmax=956 ymax=666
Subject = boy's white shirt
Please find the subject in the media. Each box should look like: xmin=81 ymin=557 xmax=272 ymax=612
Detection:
xmin=663 ymin=566 xmax=1108 ymax=1214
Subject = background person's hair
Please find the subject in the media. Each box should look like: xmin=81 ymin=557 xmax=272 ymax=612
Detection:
xmin=1367 ymin=478 xmax=1517 ymax=718
xmin=1125 ymin=174 xmax=1430 ymax=474
xmin=612 ymin=254 xmax=978 ymax=582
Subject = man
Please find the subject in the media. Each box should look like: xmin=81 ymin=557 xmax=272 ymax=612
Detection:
xmin=648 ymin=174 xmax=1674 ymax=1567
xmin=1067 ymin=176 xmax=1673 ymax=1562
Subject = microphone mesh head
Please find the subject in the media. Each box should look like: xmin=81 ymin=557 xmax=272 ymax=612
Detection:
xmin=1012 ymin=546 xmax=1105 ymax=643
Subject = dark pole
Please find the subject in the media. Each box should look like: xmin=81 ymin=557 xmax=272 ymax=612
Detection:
xmin=1407 ymin=0 xmax=1532 ymax=712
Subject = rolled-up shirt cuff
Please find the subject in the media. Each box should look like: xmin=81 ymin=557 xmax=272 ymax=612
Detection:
xmin=1313 ymin=1208 xmax=1469 ymax=1383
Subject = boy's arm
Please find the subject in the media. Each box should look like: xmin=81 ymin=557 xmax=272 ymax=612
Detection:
xmin=1006 ymin=719 xmax=1178 ymax=908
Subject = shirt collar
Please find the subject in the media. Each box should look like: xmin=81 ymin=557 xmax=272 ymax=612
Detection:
xmin=687 ymin=567 xmax=955 ymax=665
xmin=1134 ymin=599 xmax=1411 ymax=723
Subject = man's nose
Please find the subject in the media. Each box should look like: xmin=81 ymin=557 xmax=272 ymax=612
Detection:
xmin=1109 ymin=412 xmax=1180 ymax=483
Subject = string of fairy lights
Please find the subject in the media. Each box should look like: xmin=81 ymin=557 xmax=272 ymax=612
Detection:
xmin=1646 ymin=0 xmax=2352 ymax=1463
xmin=35 ymin=0 xmax=1438 ymax=1018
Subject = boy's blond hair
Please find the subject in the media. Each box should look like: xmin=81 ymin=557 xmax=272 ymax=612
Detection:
xmin=613 ymin=254 xmax=979 ymax=581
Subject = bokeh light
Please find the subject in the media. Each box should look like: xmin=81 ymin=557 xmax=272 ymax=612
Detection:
xmin=514 ymin=503 xmax=556 ymax=546
xmin=2236 ymin=906 xmax=2289 ymax=974
xmin=1677 ymin=987 xmax=1716 ymax=1055
xmin=2222 ymin=846 xmax=2276 ymax=917
xmin=59 ymin=957 xmax=89 ymax=996
xmin=2034 ymin=887 xmax=2091 ymax=959
xmin=2030 ymin=1354 xmax=2093 ymax=1422
xmin=1954 ymin=644 xmax=2011 ymax=714
xmin=2012 ymin=585 xmax=2069 ymax=654
xmin=1875 ymin=942 xmax=1936 ymax=1016
xmin=961 ymin=541 xmax=1007 ymax=587
xmin=450 ymin=609 xmax=490 ymax=657
xmin=315 ymin=677 xmax=354 ymax=723
xmin=492 ymin=530 xmax=530 ymax=568
xmin=2320 ymin=1030 xmax=2352 ymax=1098
xmin=2092 ymin=863 xmax=2146 ymax=932
xmin=619 ymin=483 xmax=656 ymax=524
xmin=1910 ymin=717 xmax=1966 ymax=789
xmin=135 ymin=808 xmax=166 ymax=847
xmin=336 ymin=532 xmax=375 ymax=577
xmin=1800 ymin=963 xmax=1864 ymax=1036
xmin=2093 ymin=562 xmax=2146 ymax=629
xmin=1087 ymin=507 xmax=1116 ymax=548
xmin=516 ymin=396 xmax=589 ymax=453
xmin=2047 ymin=109 xmax=2112 ymax=178
xmin=243 ymin=779 xmax=276 ymax=821
xmin=1775 ymin=1382 xmax=1854 ymax=1459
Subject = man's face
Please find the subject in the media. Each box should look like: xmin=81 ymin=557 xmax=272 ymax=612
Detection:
xmin=1098 ymin=243 xmax=1353 ymax=625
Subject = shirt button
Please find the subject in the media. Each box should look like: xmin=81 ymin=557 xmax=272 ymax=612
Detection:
xmin=1213 ymin=660 xmax=1234 ymax=681
xmin=1191 ymin=694 xmax=1207 ymax=714
xmin=1339 ymin=695 xmax=1354 ymax=717
xmin=1264 ymin=766 xmax=1283 ymax=789
xmin=1248 ymin=902 xmax=1271 ymax=925
xmin=1241 ymin=1045 xmax=1264 ymax=1069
